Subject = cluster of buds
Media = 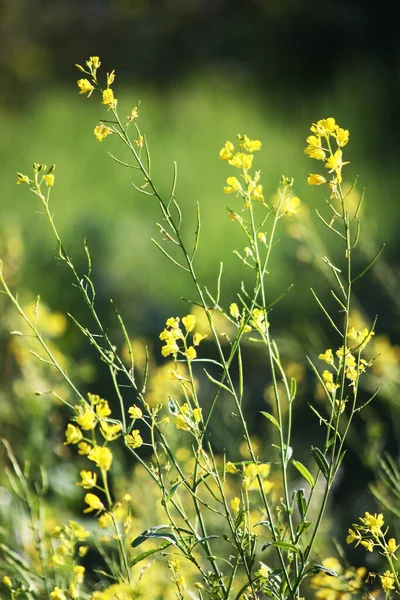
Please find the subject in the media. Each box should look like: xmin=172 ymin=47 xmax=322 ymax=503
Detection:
xmin=319 ymin=326 xmax=373 ymax=398
xmin=347 ymin=512 xmax=399 ymax=594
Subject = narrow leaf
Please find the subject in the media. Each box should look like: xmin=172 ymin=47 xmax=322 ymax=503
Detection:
xmin=203 ymin=370 xmax=234 ymax=395
xmin=311 ymin=447 xmax=330 ymax=480
xmin=260 ymin=411 xmax=280 ymax=430
xmin=352 ymin=243 xmax=385 ymax=284
xmin=295 ymin=488 xmax=307 ymax=518
xmin=292 ymin=460 xmax=315 ymax=489
xmin=296 ymin=520 xmax=312 ymax=537
xmin=130 ymin=541 xmax=172 ymax=566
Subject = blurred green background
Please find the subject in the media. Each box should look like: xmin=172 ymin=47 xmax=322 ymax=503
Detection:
xmin=1 ymin=0 xmax=400 ymax=582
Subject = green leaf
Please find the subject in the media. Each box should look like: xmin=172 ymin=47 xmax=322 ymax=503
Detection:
xmin=203 ymin=369 xmax=234 ymax=395
xmin=311 ymin=447 xmax=330 ymax=480
xmin=304 ymin=564 xmax=338 ymax=578
xmin=296 ymin=520 xmax=312 ymax=537
xmin=260 ymin=411 xmax=280 ymax=430
xmin=131 ymin=525 xmax=180 ymax=549
xmin=295 ymin=488 xmax=307 ymax=518
xmin=130 ymin=541 xmax=172 ymax=566
xmin=289 ymin=377 xmax=297 ymax=401
xmin=166 ymin=476 xmax=191 ymax=501
xmin=292 ymin=460 xmax=315 ymax=489
xmin=262 ymin=540 xmax=303 ymax=558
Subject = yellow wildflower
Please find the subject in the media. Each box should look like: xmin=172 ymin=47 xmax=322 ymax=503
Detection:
xmin=135 ymin=135 xmax=144 ymax=147
xmin=219 ymin=141 xmax=235 ymax=161
xmin=16 ymin=172 xmax=30 ymax=185
xmin=284 ymin=196 xmax=300 ymax=215
xmin=128 ymin=405 xmax=143 ymax=419
xmin=182 ymin=314 xmax=196 ymax=333
xmin=102 ymin=88 xmax=117 ymax=109
xmin=88 ymin=56 xmax=101 ymax=69
xmin=94 ymin=123 xmax=113 ymax=142
xmin=224 ymin=176 xmax=242 ymax=194
xmin=258 ymin=232 xmax=267 ymax=243
xmin=226 ymin=461 xmax=238 ymax=474
xmin=96 ymin=400 xmax=112 ymax=419
xmin=250 ymin=183 xmax=264 ymax=202
xmin=318 ymin=349 xmax=334 ymax=365
xmin=361 ymin=512 xmax=384 ymax=534
xmin=310 ymin=118 xmax=338 ymax=136
xmin=387 ymin=538 xmax=399 ymax=554
xmin=348 ymin=327 xmax=374 ymax=349
xmin=193 ymin=408 xmax=202 ymax=423
xmin=125 ymin=430 xmax=143 ymax=449
xmin=230 ymin=497 xmax=240 ymax=513
xmin=161 ymin=338 xmax=180 ymax=357
xmin=304 ymin=146 xmax=326 ymax=160
xmin=43 ymin=174 xmax=55 ymax=187
xmin=229 ymin=303 xmax=240 ymax=319
xmin=100 ymin=422 xmax=122 ymax=441
xmin=228 ymin=152 xmax=253 ymax=169
xmin=64 ymin=424 xmax=83 ymax=445
xmin=307 ymin=173 xmax=326 ymax=186
xmin=76 ymin=470 xmax=97 ymax=489
xmin=361 ymin=539 xmax=374 ymax=552
xmin=175 ymin=414 xmax=190 ymax=431
xmin=306 ymin=135 xmax=323 ymax=148
xmin=193 ymin=332 xmax=207 ymax=346
xmin=322 ymin=370 xmax=339 ymax=394
xmin=127 ymin=105 xmax=139 ymax=121
xmin=107 ymin=70 xmax=115 ymax=86
xmin=76 ymin=409 xmax=96 ymax=431
xmin=88 ymin=446 xmax=113 ymax=471
xmin=185 ymin=346 xmax=197 ymax=361
xmin=240 ymin=135 xmax=261 ymax=153
xmin=77 ymin=79 xmax=94 ymax=97
xmin=67 ymin=521 xmax=90 ymax=541
xmin=380 ymin=570 xmax=395 ymax=592
xmin=3 ymin=576 xmax=12 ymax=588
xmin=256 ymin=564 xmax=270 ymax=580
xmin=83 ymin=493 xmax=104 ymax=514
xmin=50 ymin=587 xmax=67 ymax=600
xmin=325 ymin=149 xmax=349 ymax=175
xmin=335 ymin=127 xmax=349 ymax=147
xmin=77 ymin=441 xmax=92 ymax=455
xmin=346 ymin=528 xmax=358 ymax=544
xmin=97 ymin=513 xmax=113 ymax=529
xmin=73 ymin=565 xmax=85 ymax=584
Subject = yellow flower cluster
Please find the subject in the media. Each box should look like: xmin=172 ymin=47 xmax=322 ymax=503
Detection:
xmin=318 ymin=328 xmax=373 ymax=394
xmin=174 ymin=402 xmax=202 ymax=433
xmin=63 ymin=393 xmax=135 ymax=518
xmin=75 ymin=56 xmax=119 ymax=141
xmin=226 ymin=460 xmax=273 ymax=493
xmin=305 ymin=117 xmax=350 ymax=197
xmin=168 ymin=559 xmax=187 ymax=594
xmin=229 ymin=303 xmax=270 ymax=336
xmin=49 ymin=520 xmax=89 ymax=597
xmin=220 ymin=134 xmax=264 ymax=207
xmin=346 ymin=512 xmax=399 ymax=594
xmin=159 ymin=315 xmax=206 ymax=360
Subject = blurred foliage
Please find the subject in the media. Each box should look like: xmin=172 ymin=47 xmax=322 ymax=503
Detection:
xmin=0 ymin=2 xmax=399 ymax=593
